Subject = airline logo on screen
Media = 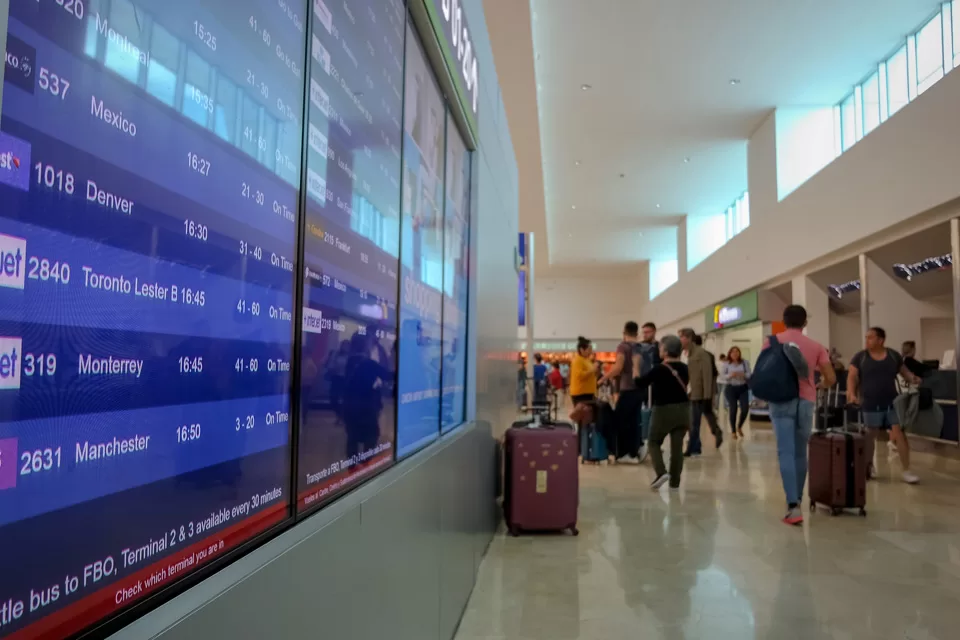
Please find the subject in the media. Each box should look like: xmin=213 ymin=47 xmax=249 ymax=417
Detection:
xmin=0 ymin=132 xmax=30 ymax=192
xmin=309 ymin=123 xmax=328 ymax=157
xmin=302 ymin=307 xmax=324 ymax=335
xmin=314 ymin=0 xmax=333 ymax=34
xmin=310 ymin=78 xmax=330 ymax=117
xmin=307 ymin=168 xmax=327 ymax=203
xmin=311 ymin=34 xmax=331 ymax=75
xmin=0 ymin=337 xmax=21 ymax=391
xmin=0 ymin=233 xmax=27 ymax=290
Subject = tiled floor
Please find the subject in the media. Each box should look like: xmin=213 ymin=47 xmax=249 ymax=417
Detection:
xmin=456 ymin=424 xmax=960 ymax=640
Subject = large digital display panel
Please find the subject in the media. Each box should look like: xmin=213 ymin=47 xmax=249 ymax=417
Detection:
xmin=0 ymin=0 xmax=304 ymax=636
xmin=295 ymin=0 xmax=404 ymax=510
xmin=440 ymin=113 xmax=470 ymax=433
xmin=396 ymin=21 xmax=446 ymax=458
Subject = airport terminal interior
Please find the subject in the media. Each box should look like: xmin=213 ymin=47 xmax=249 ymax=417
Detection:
xmin=2 ymin=0 xmax=960 ymax=639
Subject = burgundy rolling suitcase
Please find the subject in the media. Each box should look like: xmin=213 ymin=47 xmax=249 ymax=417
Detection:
xmin=503 ymin=422 xmax=579 ymax=536
xmin=808 ymin=430 xmax=868 ymax=516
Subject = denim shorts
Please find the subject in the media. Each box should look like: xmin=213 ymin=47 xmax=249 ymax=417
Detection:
xmin=862 ymin=407 xmax=899 ymax=429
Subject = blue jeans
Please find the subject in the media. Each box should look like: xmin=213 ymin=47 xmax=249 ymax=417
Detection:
xmin=769 ymin=398 xmax=815 ymax=506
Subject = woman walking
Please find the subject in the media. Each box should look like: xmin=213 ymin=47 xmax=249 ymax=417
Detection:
xmin=722 ymin=347 xmax=751 ymax=439
xmin=633 ymin=335 xmax=690 ymax=490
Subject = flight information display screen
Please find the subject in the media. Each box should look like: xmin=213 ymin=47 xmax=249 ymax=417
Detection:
xmin=440 ymin=114 xmax=470 ymax=433
xmin=396 ymin=22 xmax=445 ymax=458
xmin=0 ymin=0 xmax=303 ymax=636
xmin=295 ymin=0 xmax=404 ymax=510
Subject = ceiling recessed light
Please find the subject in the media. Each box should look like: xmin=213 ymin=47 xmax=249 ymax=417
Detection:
xmin=619 ymin=173 xmax=625 ymax=178
xmin=656 ymin=204 xmax=661 ymax=209
xmin=571 ymin=205 xmax=577 ymax=210
xmin=683 ymin=157 xmax=691 ymax=163
xmin=638 ymin=232 xmax=644 ymax=237
xmin=575 ymin=160 xmax=580 ymax=166
xmin=581 ymin=84 xmax=592 ymax=91
xmin=729 ymin=78 xmax=741 ymax=86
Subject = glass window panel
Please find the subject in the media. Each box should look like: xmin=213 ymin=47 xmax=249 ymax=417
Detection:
xmin=182 ymin=50 xmax=212 ymax=127
xmin=878 ymin=63 xmax=889 ymax=121
xmin=214 ymin=74 xmax=237 ymax=143
xmin=145 ymin=22 xmax=179 ymax=106
xmin=239 ymin=95 xmax=262 ymax=160
xmin=907 ymin=34 xmax=920 ymax=100
xmin=861 ymin=72 xmax=881 ymax=136
xmin=944 ymin=2 xmax=954 ymax=71
xmin=916 ymin=13 xmax=945 ymax=93
xmin=742 ymin=192 xmax=750 ymax=229
xmin=887 ymin=45 xmax=909 ymax=116
xmin=103 ymin=0 xmax=146 ymax=84
xmin=840 ymin=93 xmax=857 ymax=151
xmin=954 ymin=0 xmax=960 ymax=66
xmin=259 ymin=112 xmax=278 ymax=173
xmin=853 ymin=86 xmax=863 ymax=141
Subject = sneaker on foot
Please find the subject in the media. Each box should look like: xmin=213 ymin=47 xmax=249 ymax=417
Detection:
xmin=650 ymin=473 xmax=670 ymax=490
xmin=782 ymin=507 xmax=804 ymax=526
xmin=737 ymin=428 xmax=745 ymax=438
xmin=902 ymin=471 xmax=920 ymax=484
xmin=617 ymin=455 xmax=639 ymax=465
xmin=637 ymin=445 xmax=649 ymax=463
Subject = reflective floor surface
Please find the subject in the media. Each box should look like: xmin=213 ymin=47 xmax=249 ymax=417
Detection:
xmin=456 ymin=424 xmax=960 ymax=640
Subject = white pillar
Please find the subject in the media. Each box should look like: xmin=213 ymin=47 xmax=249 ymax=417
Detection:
xmin=859 ymin=254 xmax=870 ymax=341
xmin=525 ymin=233 xmax=535 ymax=379
xmin=952 ymin=219 xmax=960 ymax=413
xmin=677 ymin=219 xmax=688 ymax=276
xmin=791 ymin=275 xmax=830 ymax=344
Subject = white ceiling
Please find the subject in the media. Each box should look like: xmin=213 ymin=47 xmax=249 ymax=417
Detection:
xmin=485 ymin=0 xmax=944 ymax=273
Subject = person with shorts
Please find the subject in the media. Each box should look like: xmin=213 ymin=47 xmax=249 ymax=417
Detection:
xmin=599 ymin=321 xmax=647 ymax=463
xmin=847 ymin=327 xmax=922 ymax=484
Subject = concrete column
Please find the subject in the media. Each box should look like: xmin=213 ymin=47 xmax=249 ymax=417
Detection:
xmin=791 ymin=275 xmax=830 ymax=344
xmin=677 ymin=219 xmax=688 ymax=276
xmin=951 ymin=220 xmax=960 ymax=393
xmin=859 ymin=254 xmax=870 ymax=341
xmin=525 ymin=233 xmax=535 ymax=379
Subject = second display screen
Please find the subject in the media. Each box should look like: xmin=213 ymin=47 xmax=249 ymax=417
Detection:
xmin=295 ymin=0 xmax=404 ymax=510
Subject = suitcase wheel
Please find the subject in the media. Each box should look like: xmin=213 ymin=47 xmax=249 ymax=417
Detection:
xmin=859 ymin=508 xmax=867 ymax=517
xmin=569 ymin=526 xmax=579 ymax=536
xmin=809 ymin=503 xmax=816 ymax=513
xmin=830 ymin=508 xmax=841 ymax=517
xmin=508 ymin=526 xmax=520 ymax=537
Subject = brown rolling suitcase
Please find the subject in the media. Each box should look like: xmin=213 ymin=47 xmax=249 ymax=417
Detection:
xmin=503 ymin=421 xmax=579 ymax=536
xmin=808 ymin=430 xmax=868 ymax=516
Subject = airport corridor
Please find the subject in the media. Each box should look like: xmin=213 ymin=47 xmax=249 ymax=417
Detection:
xmin=456 ymin=428 xmax=960 ymax=640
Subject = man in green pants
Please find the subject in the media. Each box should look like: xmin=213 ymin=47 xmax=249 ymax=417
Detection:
xmin=633 ymin=335 xmax=691 ymax=489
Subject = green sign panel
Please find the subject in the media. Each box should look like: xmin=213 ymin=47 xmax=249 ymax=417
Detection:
xmin=704 ymin=291 xmax=758 ymax=331
xmin=422 ymin=0 xmax=480 ymax=142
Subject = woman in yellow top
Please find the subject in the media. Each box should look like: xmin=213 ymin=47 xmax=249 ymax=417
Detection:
xmin=570 ymin=336 xmax=598 ymax=403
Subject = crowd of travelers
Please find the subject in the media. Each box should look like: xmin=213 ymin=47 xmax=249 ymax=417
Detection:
xmin=518 ymin=304 xmax=931 ymax=526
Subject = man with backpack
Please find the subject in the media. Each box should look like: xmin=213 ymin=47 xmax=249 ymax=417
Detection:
xmin=752 ymin=305 xmax=835 ymax=526
xmin=599 ymin=321 xmax=647 ymax=463
xmin=679 ymin=329 xmax=722 ymax=456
